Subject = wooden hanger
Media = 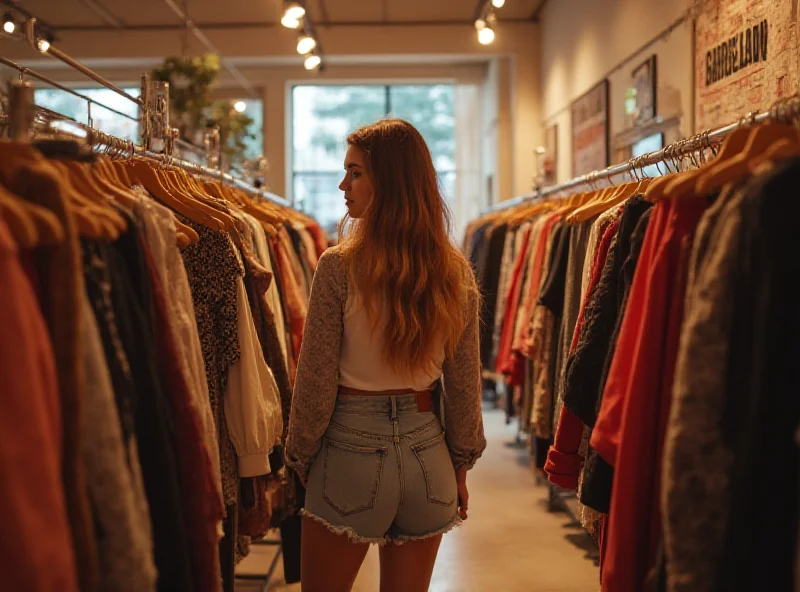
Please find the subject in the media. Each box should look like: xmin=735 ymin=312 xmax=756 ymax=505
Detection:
xmin=568 ymin=177 xmax=651 ymax=224
xmin=9 ymin=191 xmax=64 ymax=246
xmin=127 ymin=159 xmax=226 ymax=231
xmin=0 ymin=184 xmax=39 ymax=248
xmin=0 ymin=142 xmax=110 ymax=239
xmin=695 ymin=122 xmax=800 ymax=195
xmin=56 ymin=160 xmax=128 ymax=231
xmin=663 ymin=127 xmax=750 ymax=200
xmin=49 ymin=160 xmax=121 ymax=241
xmin=0 ymin=142 xmax=112 ymax=240
xmin=88 ymin=160 xmax=139 ymax=211
xmin=162 ymin=169 xmax=237 ymax=230
xmin=101 ymin=157 xmax=199 ymax=244
xmin=110 ymin=160 xmax=133 ymax=187
xmin=749 ymin=137 xmax=800 ymax=171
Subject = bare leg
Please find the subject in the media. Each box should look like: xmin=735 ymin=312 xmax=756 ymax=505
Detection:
xmin=379 ymin=535 xmax=443 ymax=592
xmin=300 ymin=516 xmax=370 ymax=592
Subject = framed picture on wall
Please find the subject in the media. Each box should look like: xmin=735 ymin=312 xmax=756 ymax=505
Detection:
xmin=543 ymin=123 xmax=557 ymax=186
xmin=571 ymin=79 xmax=609 ymax=177
xmin=630 ymin=55 xmax=657 ymax=125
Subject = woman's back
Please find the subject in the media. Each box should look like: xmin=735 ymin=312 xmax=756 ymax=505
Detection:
xmin=285 ymin=118 xmax=485 ymax=592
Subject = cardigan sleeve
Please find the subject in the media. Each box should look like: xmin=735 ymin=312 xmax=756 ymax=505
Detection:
xmin=442 ymin=271 xmax=487 ymax=471
xmin=284 ymin=248 xmax=347 ymax=481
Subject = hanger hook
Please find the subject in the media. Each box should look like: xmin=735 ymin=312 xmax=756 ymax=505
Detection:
xmin=655 ymin=157 xmax=665 ymax=177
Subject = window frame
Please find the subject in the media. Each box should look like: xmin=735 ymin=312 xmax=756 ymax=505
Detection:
xmin=286 ymin=79 xmax=457 ymax=207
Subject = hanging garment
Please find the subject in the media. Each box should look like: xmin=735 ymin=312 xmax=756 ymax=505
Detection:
xmin=495 ymin=224 xmax=533 ymax=377
xmin=101 ymin=221 xmax=197 ymax=592
xmin=132 ymin=187 xmax=222 ymax=490
xmin=0 ymin=152 xmax=100 ymax=591
xmin=562 ymin=197 xmax=654 ymax=427
xmin=663 ymin=159 xmax=800 ymax=592
xmin=272 ymin=229 xmax=308 ymax=375
xmin=244 ymin=215 xmax=290 ymax=368
xmin=545 ymin=216 xmax=620 ymax=490
xmin=143 ymin=242 xmax=225 ymax=592
xmin=528 ymin=220 xmax=567 ymax=439
xmin=551 ymin=218 xmax=595 ymax=431
xmin=477 ymin=222 xmax=508 ymax=369
xmin=0 ymin=217 xmax=79 ymax=592
xmin=492 ymin=225 xmax=523 ymax=369
xmin=224 ymin=274 xmax=284 ymax=478
xmin=592 ymin=195 xmax=708 ymax=592
xmin=580 ymin=204 xmax=654 ymax=513
xmin=180 ymin=217 xmax=244 ymax=508
xmin=506 ymin=216 xmax=549 ymax=389
xmin=78 ymin=291 xmax=158 ymax=592
xmin=517 ymin=214 xmax=560 ymax=429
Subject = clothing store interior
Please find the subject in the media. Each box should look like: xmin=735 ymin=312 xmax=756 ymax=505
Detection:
xmin=1 ymin=0 xmax=797 ymax=590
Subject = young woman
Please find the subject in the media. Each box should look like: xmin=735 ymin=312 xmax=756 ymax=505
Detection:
xmin=286 ymin=118 xmax=486 ymax=592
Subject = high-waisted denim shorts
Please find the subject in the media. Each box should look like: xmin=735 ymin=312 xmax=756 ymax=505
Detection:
xmin=303 ymin=393 xmax=460 ymax=545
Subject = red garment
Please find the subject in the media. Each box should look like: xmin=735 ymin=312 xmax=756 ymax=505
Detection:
xmin=272 ymin=233 xmax=307 ymax=374
xmin=507 ymin=215 xmax=561 ymax=385
xmin=519 ymin=214 xmax=561 ymax=360
xmin=239 ymin=475 xmax=271 ymax=538
xmin=306 ymin=222 xmax=328 ymax=260
xmin=495 ymin=225 xmax=532 ymax=374
xmin=0 ymin=220 xmax=79 ymax=592
xmin=545 ymin=219 xmax=620 ymax=489
xmin=142 ymin=244 xmax=225 ymax=592
xmin=590 ymin=197 xmax=707 ymax=592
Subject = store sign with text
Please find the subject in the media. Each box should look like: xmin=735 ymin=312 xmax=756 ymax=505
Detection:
xmin=695 ymin=0 xmax=798 ymax=130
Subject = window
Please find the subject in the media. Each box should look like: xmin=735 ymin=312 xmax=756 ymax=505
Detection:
xmin=631 ymin=133 xmax=665 ymax=178
xmin=34 ymin=87 xmax=140 ymax=143
xmin=291 ymin=84 xmax=456 ymax=236
xmin=233 ymin=99 xmax=264 ymax=162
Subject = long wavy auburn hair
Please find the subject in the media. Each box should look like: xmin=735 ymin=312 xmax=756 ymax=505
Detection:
xmin=339 ymin=118 xmax=477 ymax=377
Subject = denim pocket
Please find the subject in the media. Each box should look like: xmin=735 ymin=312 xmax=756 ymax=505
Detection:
xmin=411 ymin=431 xmax=457 ymax=507
xmin=323 ymin=438 xmax=387 ymax=516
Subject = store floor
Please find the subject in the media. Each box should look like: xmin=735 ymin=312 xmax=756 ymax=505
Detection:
xmin=236 ymin=408 xmax=600 ymax=591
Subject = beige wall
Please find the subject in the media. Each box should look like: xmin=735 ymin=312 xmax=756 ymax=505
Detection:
xmin=540 ymin=0 xmax=693 ymax=183
xmin=1 ymin=21 xmax=540 ymax=201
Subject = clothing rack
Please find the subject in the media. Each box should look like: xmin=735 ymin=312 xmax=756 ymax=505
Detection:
xmin=0 ymin=56 xmax=139 ymax=124
xmin=23 ymin=17 xmax=144 ymax=109
xmin=2 ymin=43 xmax=292 ymax=210
xmin=488 ymin=95 xmax=800 ymax=213
xmin=4 ymin=26 xmax=297 ymax=591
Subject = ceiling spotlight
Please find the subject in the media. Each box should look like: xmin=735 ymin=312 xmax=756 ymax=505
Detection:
xmin=282 ymin=1 xmax=305 ymax=28
xmin=492 ymin=0 xmax=506 ymax=7
xmin=304 ymin=52 xmax=321 ymax=71
xmin=281 ymin=15 xmax=299 ymax=28
xmin=2 ymin=13 xmax=15 ymax=34
xmin=478 ymin=26 xmax=495 ymax=45
xmin=234 ymin=101 xmax=247 ymax=113
xmin=296 ymin=32 xmax=316 ymax=55
xmin=475 ymin=18 xmax=486 ymax=30
xmin=37 ymin=37 xmax=50 ymax=52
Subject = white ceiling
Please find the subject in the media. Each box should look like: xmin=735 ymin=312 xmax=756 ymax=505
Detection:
xmin=10 ymin=0 xmax=543 ymax=29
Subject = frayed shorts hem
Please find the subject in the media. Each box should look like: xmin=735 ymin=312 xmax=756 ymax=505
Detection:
xmin=300 ymin=509 xmax=462 ymax=546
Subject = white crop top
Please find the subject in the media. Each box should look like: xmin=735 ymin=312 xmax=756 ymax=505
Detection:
xmin=339 ymin=290 xmax=445 ymax=391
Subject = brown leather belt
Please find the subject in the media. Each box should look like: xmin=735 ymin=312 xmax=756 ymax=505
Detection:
xmin=337 ymin=385 xmax=434 ymax=413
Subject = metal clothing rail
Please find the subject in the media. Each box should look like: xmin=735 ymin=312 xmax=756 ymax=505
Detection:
xmin=23 ymin=17 xmax=144 ymax=108
xmin=486 ymin=95 xmax=800 ymax=213
xmin=0 ymin=56 xmax=139 ymax=123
